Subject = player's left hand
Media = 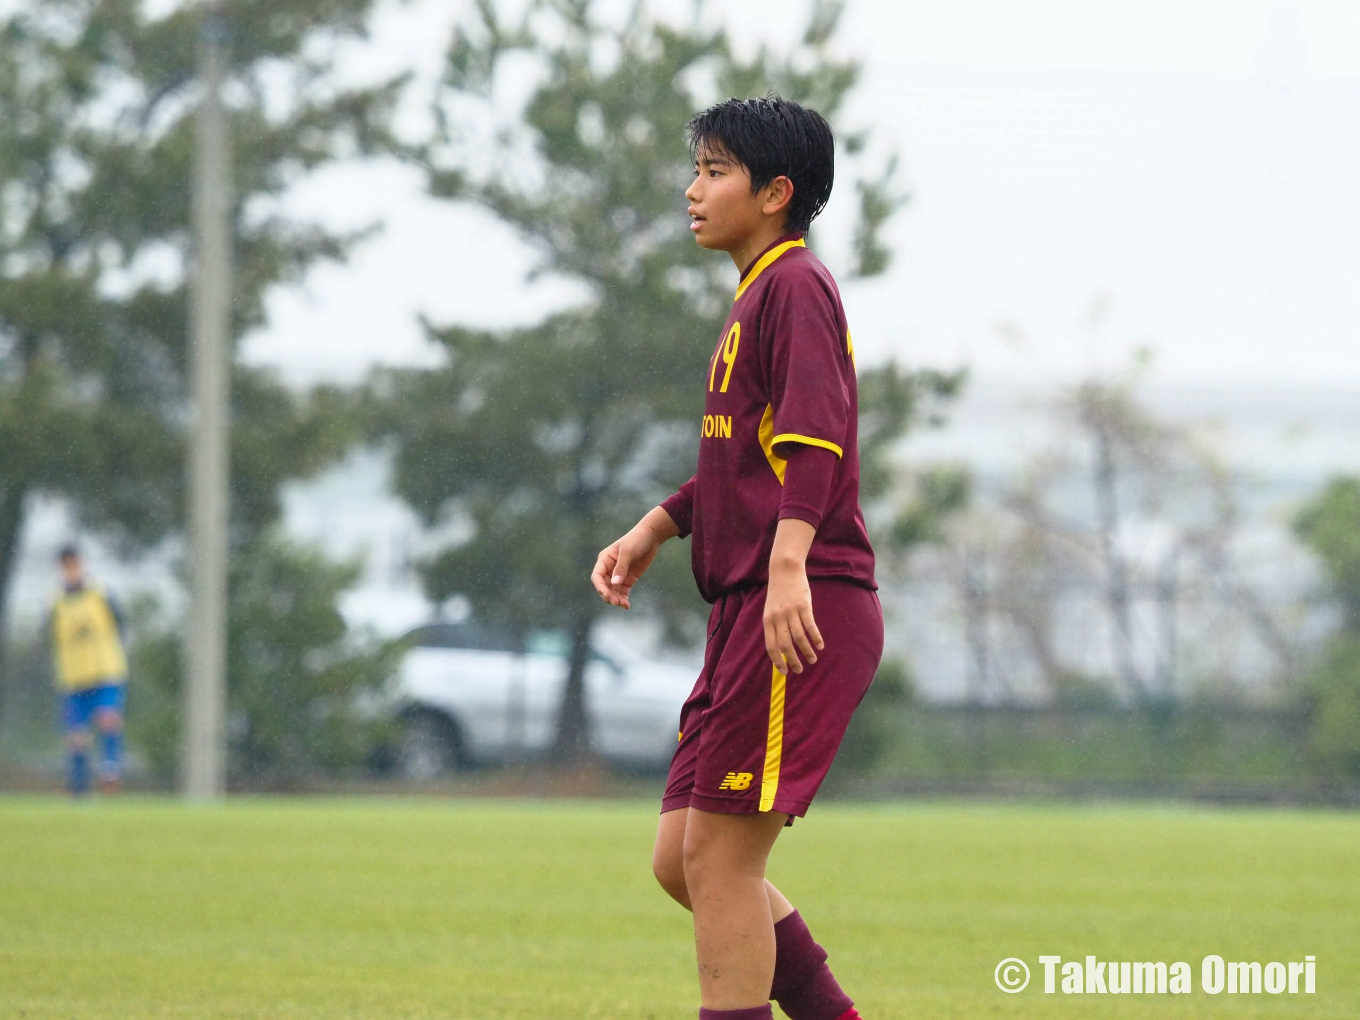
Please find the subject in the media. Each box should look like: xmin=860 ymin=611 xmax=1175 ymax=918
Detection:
xmin=763 ymin=563 xmax=824 ymax=676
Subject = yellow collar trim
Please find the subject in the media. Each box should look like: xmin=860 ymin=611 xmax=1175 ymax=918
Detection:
xmin=734 ymin=239 xmax=805 ymax=302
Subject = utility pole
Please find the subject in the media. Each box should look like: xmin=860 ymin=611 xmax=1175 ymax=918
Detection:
xmin=183 ymin=0 xmax=231 ymax=800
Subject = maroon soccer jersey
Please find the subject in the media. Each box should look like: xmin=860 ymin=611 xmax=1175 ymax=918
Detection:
xmin=663 ymin=231 xmax=877 ymax=603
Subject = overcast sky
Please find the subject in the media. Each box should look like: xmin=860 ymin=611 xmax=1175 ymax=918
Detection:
xmin=241 ymin=0 xmax=1360 ymax=394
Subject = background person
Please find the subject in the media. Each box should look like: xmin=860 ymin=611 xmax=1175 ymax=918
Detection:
xmin=47 ymin=543 xmax=129 ymax=797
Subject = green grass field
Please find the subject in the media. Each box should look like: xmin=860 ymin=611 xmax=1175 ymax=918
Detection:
xmin=1 ymin=795 xmax=1356 ymax=1019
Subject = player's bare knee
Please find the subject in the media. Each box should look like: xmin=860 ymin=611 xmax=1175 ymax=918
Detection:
xmin=651 ymin=843 xmax=678 ymax=885
xmin=681 ymin=828 xmax=735 ymax=891
xmin=652 ymin=853 xmax=689 ymax=905
xmin=66 ymin=730 xmax=91 ymax=751
xmin=652 ymin=825 xmax=692 ymax=904
xmin=653 ymin=807 xmax=691 ymax=902
xmin=680 ymin=839 xmax=709 ymax=891
xmin=683 ymin=823 xmax=775 ymax=894
xmin=95 ymin=709 xmax=122 ymax=733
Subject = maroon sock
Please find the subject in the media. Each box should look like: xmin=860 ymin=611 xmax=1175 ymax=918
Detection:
xmin=698 ymin=1008 xmax=774 ymax=1020
xmin=769 ymin=910 xmax=856 ymax=1020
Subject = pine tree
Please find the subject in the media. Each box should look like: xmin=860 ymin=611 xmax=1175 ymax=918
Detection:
xmin=374 ymin=0 xmax=960 ymax=763
xmin=0 ymin=0 xmax=401 ymax=712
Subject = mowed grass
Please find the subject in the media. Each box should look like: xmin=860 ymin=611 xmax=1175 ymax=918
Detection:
xmin=0 ymin=795 xmax=1356 ymax=1019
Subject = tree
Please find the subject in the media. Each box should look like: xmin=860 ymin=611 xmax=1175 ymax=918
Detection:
xmin=1293 ymin=476 xmax=1360 ymax=629
xmin=371 ymin=0 xmax=960 ymax=764
xmin=1006 ymin=357 xmax=1299 ymax=708
xmin=128 ymin=530 xmax=403 ymax=788
xmin=999 ymin=368 xmax=1228 ymax=706
xmin=921 ymin=340 xmax=1297 ymax=710
xmin=1292 ymin=475 xmax=1360 ymax=785
xmin=0 ymin=0 xmax=402 ymax=712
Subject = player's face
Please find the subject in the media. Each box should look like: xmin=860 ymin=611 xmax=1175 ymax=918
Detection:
xmin=686 ymin=144 xmax=764 ymax=252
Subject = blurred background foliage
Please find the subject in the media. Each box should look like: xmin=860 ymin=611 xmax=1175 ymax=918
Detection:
xmin=126 ymin=532 xmax=403 ymax=789
xmin=1293 ymin=476 xmax=1360 ymax=784
xmin=0 ymin=0 xmax=405 ymax=784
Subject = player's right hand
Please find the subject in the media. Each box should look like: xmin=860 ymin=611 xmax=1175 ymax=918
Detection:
xmin=591 ymin=527 xmax=660 ymax=610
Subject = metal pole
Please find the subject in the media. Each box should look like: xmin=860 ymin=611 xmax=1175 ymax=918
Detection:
xmin=183 ymin=0 xmax=231 ymax=800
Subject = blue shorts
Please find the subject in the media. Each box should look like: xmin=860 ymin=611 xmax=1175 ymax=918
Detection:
xmin=62 ymin=683 xmax=126 ymax=731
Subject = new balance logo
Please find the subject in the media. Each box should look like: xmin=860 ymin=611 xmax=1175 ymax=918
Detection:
xmin=718 ymin=771 xmax=753 ymax=791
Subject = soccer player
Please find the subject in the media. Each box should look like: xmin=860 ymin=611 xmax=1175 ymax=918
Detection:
xmin=48 ymin=544 xmax=130 ymax=797
xmin=590 ymin=95 xmax=883 ymax=1020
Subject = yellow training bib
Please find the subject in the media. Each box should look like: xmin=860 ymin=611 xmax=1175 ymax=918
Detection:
xmin=51 ymin=587 xmax=127 ymax=691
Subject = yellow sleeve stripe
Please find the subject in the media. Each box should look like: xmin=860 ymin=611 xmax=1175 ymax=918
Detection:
xmin=734 ymin=239 xmax=806 ymax=302
xmin=770 ymin=433 xmax=844 ymax=459
xmin=758 ymin=404 xmax=787 ymax=485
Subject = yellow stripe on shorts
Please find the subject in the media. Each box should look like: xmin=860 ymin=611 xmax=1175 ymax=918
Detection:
xmin=759 ymin=662 xmax=786 ymax=812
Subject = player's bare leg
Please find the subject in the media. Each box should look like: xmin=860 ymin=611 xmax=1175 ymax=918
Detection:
xmin=654 ymin=806 xmax=794 ymax=919
xmin=683 ymin=806 xmax=789 ymax=1010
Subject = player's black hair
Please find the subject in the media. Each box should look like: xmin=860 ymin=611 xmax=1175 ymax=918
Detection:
xmin=687 ymin=93 xmax=834 ymax=234
xmin=57 ymin=542 xmax=80 ymax=562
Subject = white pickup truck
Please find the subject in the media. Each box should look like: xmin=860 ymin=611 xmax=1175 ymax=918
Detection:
xmin=390 ymin=621 xmax=697 ymax=779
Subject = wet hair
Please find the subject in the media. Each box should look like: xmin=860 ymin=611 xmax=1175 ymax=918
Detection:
xmin=687 ymin=93 xmax=835 ymax=234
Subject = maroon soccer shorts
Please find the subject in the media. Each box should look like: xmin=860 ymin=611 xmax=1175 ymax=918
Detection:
xmin=661 ymin=576 xmax=884 ymax=823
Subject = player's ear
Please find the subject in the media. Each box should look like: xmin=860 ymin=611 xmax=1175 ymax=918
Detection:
xmin=762 ymin=175 xmax=794 ymax=221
